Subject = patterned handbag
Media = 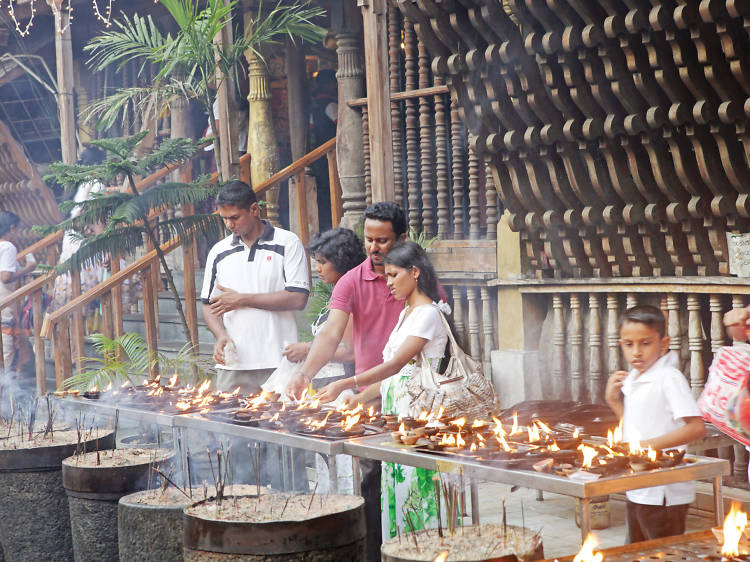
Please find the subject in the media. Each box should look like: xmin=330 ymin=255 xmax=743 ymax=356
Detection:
xmin=406 ymin=306 xmax=498 ymax=421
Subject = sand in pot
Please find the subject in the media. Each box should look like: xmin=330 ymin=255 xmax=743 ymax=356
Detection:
xmin=183 ymin=493 xmax=366 ymax=561
xmin=63 ymin=448 xmax=173 ymax=562
xmin=119 ymin=485 xmax=268 ymax=562
xmin=380 ymin=525 xmax=544 ymax=562
xmin=0 ymin=426 xmax=114 ymax=562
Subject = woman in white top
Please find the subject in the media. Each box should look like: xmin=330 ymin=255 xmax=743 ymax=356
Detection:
xmin=315 ymin=240 xmax=451 ymax=540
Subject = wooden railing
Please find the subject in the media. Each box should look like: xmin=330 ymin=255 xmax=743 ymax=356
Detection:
xmin=39 ymin=137 xmax=340 ymax=391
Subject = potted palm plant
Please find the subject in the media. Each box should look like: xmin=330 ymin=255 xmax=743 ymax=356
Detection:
xmin=83 ymin=0 xmax=326 ymax=181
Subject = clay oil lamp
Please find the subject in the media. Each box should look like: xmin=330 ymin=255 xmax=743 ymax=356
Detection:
xmin=391 ymin=422 xmax=409 ymax=444
xmin=628 ymin=443 xmax=659 ymax=472
xmin=257 ymin=412 xmax=284 ymax=430
xmin=655 ymin=448 xmax=686 ymax=468
xmin=82 ymin=386 xmax=100 ymax=400
xmin=232 ymin=409 xmax=258 ymax=426
xmin=326 ymin=413 xmax=365 ymax=438
xmin=364 ymin=406 xmax=386 ymax=428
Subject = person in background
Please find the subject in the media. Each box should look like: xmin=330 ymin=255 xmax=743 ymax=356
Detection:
xmin=201 ymin=180 xmax=309 ymax=394
xmin=281 ymin=227 xmax=364 ymax=494
xmin=308 ymin=69 xmax=338 ymax=231
xmin=0 ymin=211 xmax=37 ymax=369
xmin=282 ymin=227 xmax=364 ymax=392
xmin=314 ymin=241 xmax=451 ymax=541
xmin=605 ymin=305 xmax=705 ymax=543
xmin=285 ymin=201 xmax=408 ymax=562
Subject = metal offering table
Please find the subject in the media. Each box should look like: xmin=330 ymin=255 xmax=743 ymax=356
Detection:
xmin=343 ymin=433 xmax=731 ymax=540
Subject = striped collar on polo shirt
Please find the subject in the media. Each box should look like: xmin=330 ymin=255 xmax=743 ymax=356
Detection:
xmin=230 ymin=220 xmax=282 ymax=261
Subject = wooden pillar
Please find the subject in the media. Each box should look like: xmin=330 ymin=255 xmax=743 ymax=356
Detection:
xmin=285 ymin=37 xmax=309 ymax=233
xmin=49 ymin=0 xmax=77 ymax=164
xmin=569 ymin=294 xmax=584 ymax=402
xmin=606 ymin=294 xmax=620 ymax=373
xmin=360 ymin=0 xmax=395 ymax=202
xmin=215 ymin=0 xmax=240 ymax=180
xmin=687 ymin=294 xmax=704 ymax=397
xmin=245 ymin=47 xmax=281 ymax=225
xmin=332 ymin=3 xmax=367 ymax=228
xmin=552 ymin=293 xmax=567 ymax=399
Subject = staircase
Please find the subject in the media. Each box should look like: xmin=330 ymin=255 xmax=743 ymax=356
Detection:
xmin=122 ymin=268 xmax=215 ymax=360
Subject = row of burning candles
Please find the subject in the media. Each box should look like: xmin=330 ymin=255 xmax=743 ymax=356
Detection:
xmin=572 ymin=503 xmax=749 ymax=561
xmin=75 ymin=377 xmax=679 ymax=471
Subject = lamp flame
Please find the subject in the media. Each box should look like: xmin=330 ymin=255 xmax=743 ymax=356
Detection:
xmin=578 ymin=444 xmax=599 ymax=468
xmin=511 ymin=412 xmax=519 ymax=435
xmin=722 ymin=502 xmax=748 ymax=556
xmin=573 ymin=534 xmax=603 ymax=562
xmin=343 ymin=413 xmax=361 ymax=431
xmin=647 ymin=447 xmax=657 ymax=462
xmin=492 ymin=417 xmax=506 ymax=436
xmin=528 ymin=424 xmax=541 ymax=443
xmin=434 ymin=551 xmax=449 ymax=562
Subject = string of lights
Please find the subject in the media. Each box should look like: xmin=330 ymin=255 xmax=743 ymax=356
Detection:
xmin=5 ymin=0 xmax=117 ymax=36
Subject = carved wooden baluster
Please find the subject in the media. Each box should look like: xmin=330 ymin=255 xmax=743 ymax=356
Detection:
xmin=435 ymin=82 xmax=450 ymax=239
xmin=710 ymin=294 xmax=725 ymax=352
xmin=362 ymin=105 xmax=372 ymax=206
xmin=481 ymin=286 xmax=494 ymax=377
xmin=667 ymin=294 xmax=681 ymax=360
xmin=485 ymin=160 xmax=498 ymax=240
xmin=468 ymin=148 xmax=481 ymax=239
xmin=734 ymin=446 xmax=748 ymax=480
xmin=451 ymin=97 xmax=466 ymax=239
xmin=467 ymin=287 xmax=481 ymax=361
xmin=607 ymin=294 xmax=620 ymax=373
xmin=625 ymin=293 xmax=637 ymax=310
xmin=404 ymin=17 xmax=421 ymax=231
xmin=733 ymin=295 xmax=745 ymax=313
xmin=553 ymin=294 xmax=568 ymax=399
xmin=569 ymin=294 xmax=584 ymax=402
xmin=687 ymin=294 xmax=704 ymax=398
xmin=453 ymin=286 xmax=465 ymax=345
xmin=418 ymin=35 xmax=435 ymax=237
xmin=388 ymin=1 xmax=405 ymax=207
xmin=589 ymin=293 xmax=603 ymax=403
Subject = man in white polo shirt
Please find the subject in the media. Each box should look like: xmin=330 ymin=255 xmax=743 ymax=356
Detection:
xmin=201 ymin=180 xmax=309 ymax=393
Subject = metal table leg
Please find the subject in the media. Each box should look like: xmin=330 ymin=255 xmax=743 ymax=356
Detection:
xmin=328 ymin=453 xmax=338 ymax=493
xmin=714 ymin=475 xmax=724 ymax=526
xmin=580 ymin=498 xmax=591 ymax=542
xmin=352 ymin=456 xmax=361 ymax=495
xmin=470 ymin=480 xmax=480 ymax=525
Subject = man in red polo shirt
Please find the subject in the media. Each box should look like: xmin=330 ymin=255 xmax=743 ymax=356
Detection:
xmin=287 ymin=201 xmax=407 ymax=396
xmin=287 ymin=201 xmax=407 ymax=562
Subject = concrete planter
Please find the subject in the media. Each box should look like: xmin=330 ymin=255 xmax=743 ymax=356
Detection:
xmin=183 ymin=494 xmax=366 ymax=561
xmin=62 ymin=448 xmax=173 ymax=562
xmin=0 ymin=431 xmax=114 ymax=562
xmin=118 ymin=488 xmax=189 ymax=562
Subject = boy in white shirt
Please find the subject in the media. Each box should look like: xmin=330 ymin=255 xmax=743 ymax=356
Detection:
xmin=605 ymin=305 xmax=706 ymax=543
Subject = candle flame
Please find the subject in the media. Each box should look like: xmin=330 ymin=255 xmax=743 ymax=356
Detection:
xmin=398 ymin=422 xmax=406 ymax=435
xmin=434 ymin=551 xmax=449 ymax=562
xmin=343 ymin=413 xmax=361 ymax=431
xmin=721 ymin=502 xmax=748 ymax=556
xmin=536 ymin=420 xmax=552 ymax=434
xmin=418 ymin=410 xmax=430 ymax=421
xmin=456 ymin=433 xmax=466 ymax=448
xmin=449 ymin=417 xmax=466 ymax=429
xmin=647 ymin=447 xmax=657 ymax=462
xmin=549 ymin=441 xmax=560 ymax=451
xmin=573 ymin=427 xmax=580 ymax=439
xmin=573 ymin=533 xmax=603 ymax=562
xmin=528 ymin=424 xmax=541 ymax=443
xmin=578 ymin=444 xmax=599 ymax=468
xmin=439 ymin=433 xmax=456 ymax=446
xmin=368 ymin=406 xmax=375 ymax=418
xmin=511 ymin=411 xmax=519 ymax=434
xmin=492 ymin=417 xmax=506 ymax=436
xmin=435 ymin=406 xmax=445 ymax=419
xmin=498 ymin=435 xmax=511 ymax=452
xmin=470 ymin=442 xmax=477 ymax=452
xmin=167 ymin=374 xmax=178 ymax=388
xmin=472 ymin=419 xmax=486 ymax=429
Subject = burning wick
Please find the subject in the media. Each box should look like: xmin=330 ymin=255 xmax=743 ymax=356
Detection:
xmin=721 ymin=502 xmax=748 ymax=557
xmin=434 ymin=551 xmax=449 ymax=562
xmin=573 ymin=533 xmax=603 ymax=562
xmin=577 ymin=444 xmax=598 ymax=469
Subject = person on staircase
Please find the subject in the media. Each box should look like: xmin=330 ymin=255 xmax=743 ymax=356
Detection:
xmin=201 ymin=180 xmax=309 ymax=394
xmin=0 ymin=211 xmax=37 ymax=371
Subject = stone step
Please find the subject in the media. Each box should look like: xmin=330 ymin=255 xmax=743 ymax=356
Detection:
xmin=155 ymin=291 xmax=205 ymax=319
xmin=165 ymin=269 xmax=205 ymax=295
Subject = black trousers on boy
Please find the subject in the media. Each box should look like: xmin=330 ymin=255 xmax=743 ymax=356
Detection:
xmin=625 ymin=500 xmax=689 ymax=544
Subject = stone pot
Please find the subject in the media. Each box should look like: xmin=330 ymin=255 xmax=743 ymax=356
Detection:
xmin=62 ymin=448 xmax=173 ymax=562
xmin=118 ymin=488 xmax=190 ymax=562
xmin=0 ymin=430 xmax=115 ymax=562
xmin=183 ymin=494 xmax=366 ymax=561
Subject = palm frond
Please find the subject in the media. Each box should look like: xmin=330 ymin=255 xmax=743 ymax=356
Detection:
xmin=85 ymin=13 xmax=169 ymax=73
xmin=54 ymin=224 xmax=147 ymax=274
xmin=156 ymin=213 xmax=225 ymax=244
xmin=246 ymin=2 xmax=326 ymax=55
